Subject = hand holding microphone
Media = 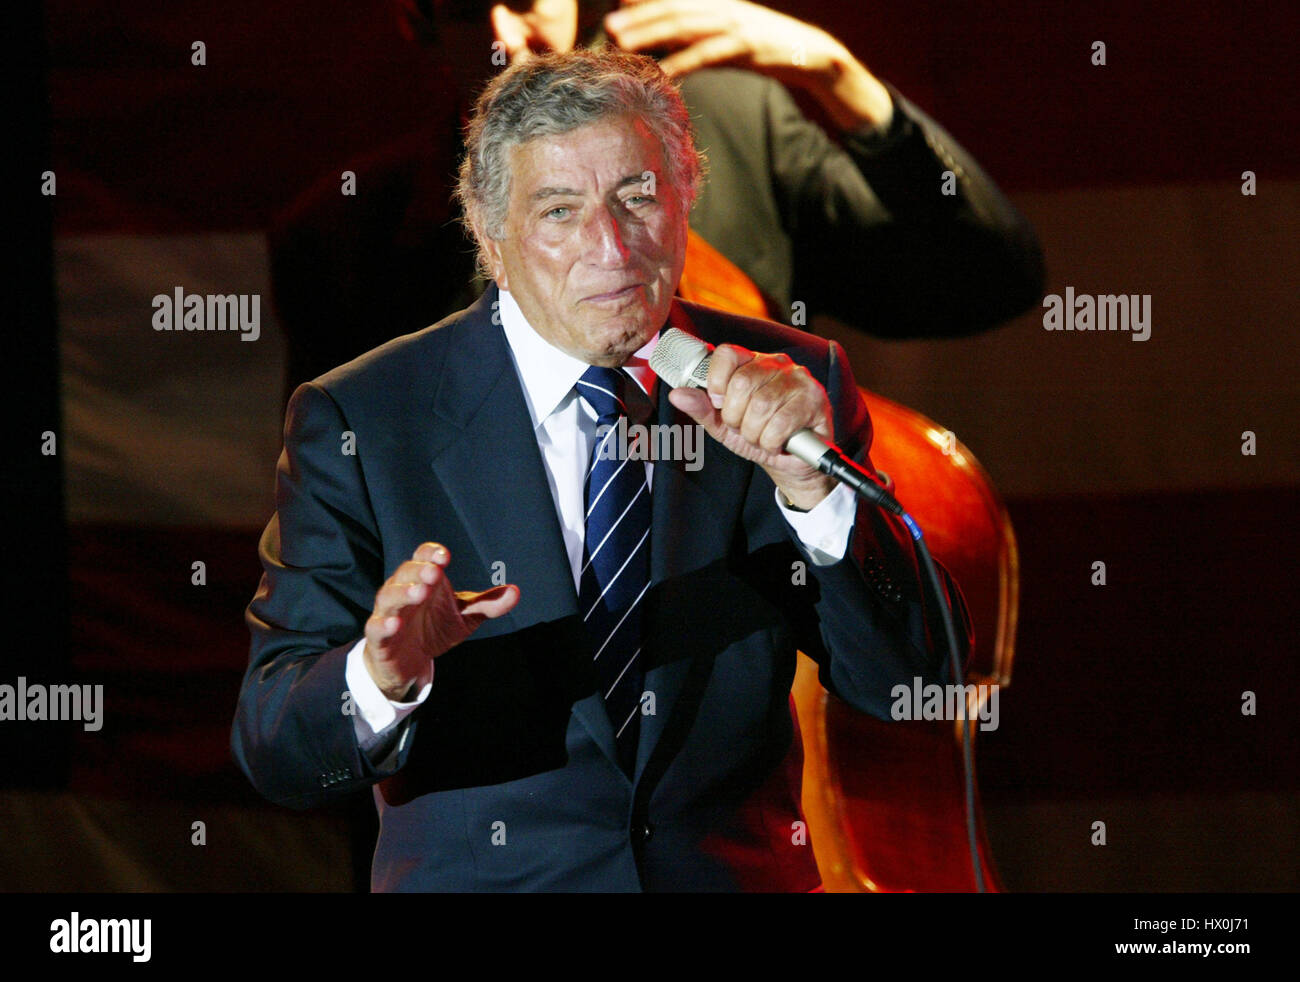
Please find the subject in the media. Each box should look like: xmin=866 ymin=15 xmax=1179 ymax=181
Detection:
xmin=651 ymin=328 xmax=901 ymax=514
xmin=651 ymin=329 xmax=837 ymax=510
xmin=652 ymin=328 xmax=972 ymax=885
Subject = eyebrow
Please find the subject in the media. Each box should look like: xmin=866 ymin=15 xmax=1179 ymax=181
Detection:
xmin=528 ymin=175 xmax=654 ymax=201
xmin=530 ymin=187 xmax=580 ymax=201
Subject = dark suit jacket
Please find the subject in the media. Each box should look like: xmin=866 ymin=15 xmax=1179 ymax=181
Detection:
xmin=232 ymin=284 xmax=968 ymax=891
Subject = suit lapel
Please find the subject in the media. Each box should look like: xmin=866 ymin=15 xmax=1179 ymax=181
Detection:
xmin=427 ymin=286 xmax=625 ymax=768
xmin=425 ymin=285 xmax=579 ymax=629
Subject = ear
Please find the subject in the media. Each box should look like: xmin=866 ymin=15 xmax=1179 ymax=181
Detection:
xmin=482 ymin=233 xmax=510 ymax=291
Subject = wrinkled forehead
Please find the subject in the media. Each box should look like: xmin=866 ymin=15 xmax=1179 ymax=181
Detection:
xmin=505 ymin=115 xmax=667 ymax=196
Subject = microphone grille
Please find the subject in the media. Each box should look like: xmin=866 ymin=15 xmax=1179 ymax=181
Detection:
xmin=650 ymin=327 xmax=711 ymax=388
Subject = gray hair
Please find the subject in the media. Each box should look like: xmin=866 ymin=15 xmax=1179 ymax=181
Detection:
xmin=455 ymin=47 xmax=706 ymax=279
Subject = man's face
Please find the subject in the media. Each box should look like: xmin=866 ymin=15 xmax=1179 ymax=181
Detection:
xmin=484 ymin=114 xmax=689 ymax=367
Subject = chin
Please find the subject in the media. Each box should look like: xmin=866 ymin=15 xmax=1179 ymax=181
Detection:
xmin=583 ymin=310 xmax=648 ymax=349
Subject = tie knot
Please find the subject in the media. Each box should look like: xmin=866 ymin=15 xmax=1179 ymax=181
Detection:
xmin=577 ymin=366 xmax=646 ymax=423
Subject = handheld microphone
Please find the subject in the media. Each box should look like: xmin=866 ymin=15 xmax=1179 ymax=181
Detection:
xmin=649 ymin=327 xmax=904 ymax=515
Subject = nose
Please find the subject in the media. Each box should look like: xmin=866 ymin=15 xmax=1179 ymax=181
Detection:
xmin=582 ymin=204 xmax=631 ymax=267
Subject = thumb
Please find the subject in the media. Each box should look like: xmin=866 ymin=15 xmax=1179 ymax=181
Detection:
xmin=456 ymin=583 xmax=521 ymax=627
xmin=667 ymin=385 xmax=723 ymax=418
xmin=668 ymin=387 xmax=726 ymax=437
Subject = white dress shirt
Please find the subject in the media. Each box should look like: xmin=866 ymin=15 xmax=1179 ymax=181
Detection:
xmin=345 ymin=289 xmax=858 ymax=756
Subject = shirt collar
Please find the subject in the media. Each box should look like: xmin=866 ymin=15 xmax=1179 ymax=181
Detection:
xmin=497 ymin=288 xmax=660 ymax=429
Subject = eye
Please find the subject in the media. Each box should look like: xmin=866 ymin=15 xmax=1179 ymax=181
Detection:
xmin=624 ymin=194 xmax=656 ymax=207
xmin=543 ymin=205 xmax=571 ymax=220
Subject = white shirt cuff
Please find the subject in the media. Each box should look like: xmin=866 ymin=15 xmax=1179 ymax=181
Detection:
xmin=776 ymin=481 xmax=857 ymax=565
xmin=344 ymin=638 xmax=432 ymax=754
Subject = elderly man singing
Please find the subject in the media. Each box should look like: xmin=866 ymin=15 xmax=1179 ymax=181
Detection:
xmin=233 ymin=47 xmax=968 ymax=892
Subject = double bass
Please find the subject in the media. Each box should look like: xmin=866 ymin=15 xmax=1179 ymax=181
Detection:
xmin=677 ymin=230 xmax=1018 ymax=892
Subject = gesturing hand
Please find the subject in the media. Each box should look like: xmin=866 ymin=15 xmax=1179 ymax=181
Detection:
xmin=363 ymin=542 xmax=519 ymax=701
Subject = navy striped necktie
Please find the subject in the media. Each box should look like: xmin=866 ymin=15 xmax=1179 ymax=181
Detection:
xmin=575 ymin=366 xmax=652 ymax=777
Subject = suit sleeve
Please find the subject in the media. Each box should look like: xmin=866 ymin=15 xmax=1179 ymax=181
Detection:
xmin=767 ymin=79 xmax=1045 ymax=338
xmin=791 ymin=339 xmax=975 ymax=718
xmin=232 ymin=382 xmax=408 ymax=808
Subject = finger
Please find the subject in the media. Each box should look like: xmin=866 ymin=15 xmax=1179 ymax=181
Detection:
xmin=456 ymin=584 xmax=521 ymax=626
xmin=657 ymin=34 xmax=749 ymax=76
xmin=717 ymin=350 xmax=779 ymax=431
xmin=666 ymin=386 xmax=716 ymax=424
xmin=364 ymin=612 xmax=402 ymax=653
xmin=705 ymin=343 xmax=753 ymax=410
xmin=667 ymin=387 xmax=730 ymax=446
xmin=754 ymin=386 xmax=819 ymax=455
xmin=411 ymin=543 xmax=449 ymax=566
xmin=412 ymin=542 xmax=450 ymax=566
xmin=373 ymin=582 xmax=426 ymax=624
xmin=734 ymin=369 xmax=795 ymax=447
xmin=608 ymin=19 xmax=723 ymax=56
xmin=375 ymin=562 xmax=447 ymax=617
xmin=491 ymin=5 xmax=531 ymax=60
xmin=392 ymin=558 xmax=443 ymax=586
xmin=607 ymin=1 xmax=716 ymax=33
